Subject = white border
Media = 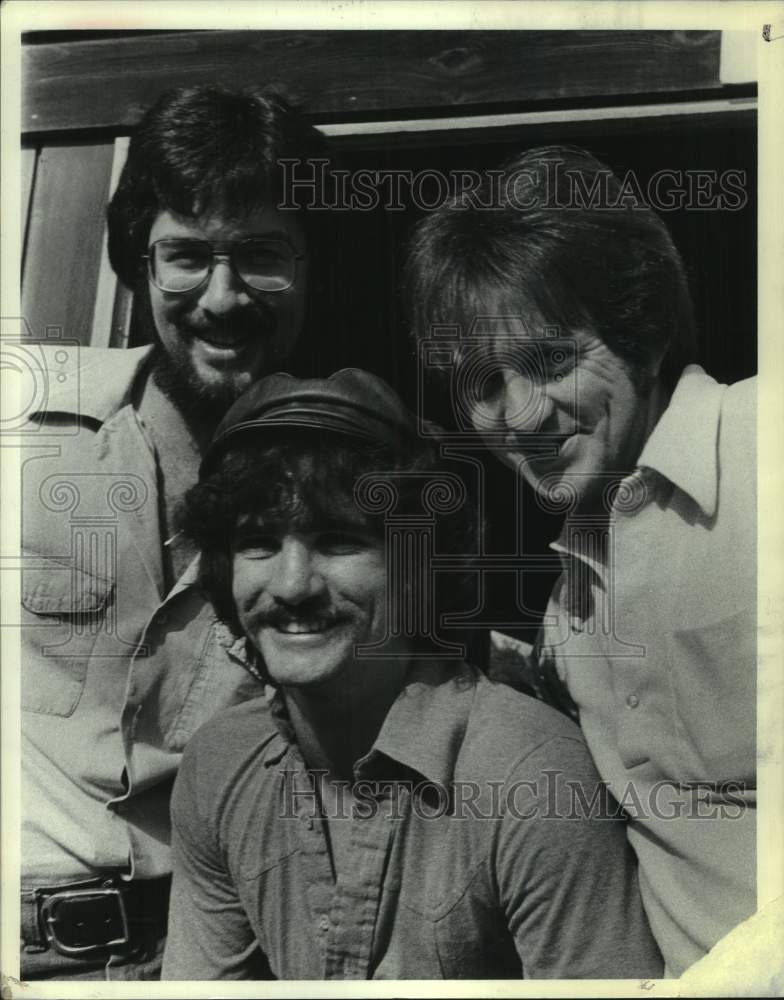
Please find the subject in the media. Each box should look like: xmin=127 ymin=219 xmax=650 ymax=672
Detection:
xmin=2 ymin=3 xmax=782 ymax=998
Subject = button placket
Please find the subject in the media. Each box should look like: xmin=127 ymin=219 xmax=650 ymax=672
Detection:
xmin=323 ymin=790 xmax=403 ymax=979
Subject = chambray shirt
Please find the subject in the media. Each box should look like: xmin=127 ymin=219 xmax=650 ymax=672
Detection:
xmin=164 ymin=662 xmax=663 ymax=980
xmin=521 ymin=367 xmax=757 ymax=975
xmin=20 ymin=345 xmax=264 ymax=884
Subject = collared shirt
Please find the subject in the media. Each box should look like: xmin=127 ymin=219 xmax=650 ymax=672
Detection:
xmin=523 ymin=366 xmax=757 ymax=975
xmin=20 ymin=345 xmax=264 ymax=883
xmin=163 ymin=661 xmax=663 ymax=980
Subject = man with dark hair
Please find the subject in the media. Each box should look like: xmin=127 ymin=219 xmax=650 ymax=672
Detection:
xmin=161 ymin=369 xmax=662 ymax=981
xmin=405 ymin=145 xmax=757 ymax=977
xmin=20 ymin=85 xmax=326 ymax=979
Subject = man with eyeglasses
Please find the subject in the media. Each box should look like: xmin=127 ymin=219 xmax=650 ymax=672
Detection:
xmin=20 ymin=84 xmax=327 ymax=980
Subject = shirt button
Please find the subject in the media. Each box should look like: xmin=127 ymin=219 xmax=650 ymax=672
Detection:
xmin=626 ymin=694 xmax=640 ymax=709
xmin=570 ymin=616 xmax=584 ymax=633
xmin=319 ymin=914 xmax=330 ymax=933
xmin=303 ymin=816 xmax=313 ymax=830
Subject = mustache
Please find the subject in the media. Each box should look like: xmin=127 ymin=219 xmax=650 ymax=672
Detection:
xmin=251 ymin=598 xmax=354 ymax=630
xmin=185 ymin=298 xmax=278 ymax=341
xmin=184 ymin=314 xmax=278 ymax=341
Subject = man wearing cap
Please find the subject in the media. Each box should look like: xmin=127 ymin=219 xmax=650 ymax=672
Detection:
xmin=20 ymin=85 xmax=327 ymax=979
xmin=161 ymin=369 xmax=663 ymax=980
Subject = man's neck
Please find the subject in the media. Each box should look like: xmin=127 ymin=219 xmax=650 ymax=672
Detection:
xmin=282 ymin=651 xmax=412 ymax=784
xmin=136 ymin=367 xmax=218 ymax=456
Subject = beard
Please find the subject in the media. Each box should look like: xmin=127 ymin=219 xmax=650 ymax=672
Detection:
xmin=149 ymin=341 xmax=249 ymax=428
xmin=137 ymin=285 xmax=277 ymax=430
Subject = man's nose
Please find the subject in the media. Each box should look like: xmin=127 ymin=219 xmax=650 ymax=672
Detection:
xmin=197 ymin=258 xmax=254 ymax=316
xmin=268 ymin=539 xmax=324 ymax=605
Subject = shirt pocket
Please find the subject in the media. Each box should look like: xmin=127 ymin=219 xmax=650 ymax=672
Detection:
xmin=395 ymin=849 xmax=520 ymax=978
xmin=21 ymin=553 xmax=113 ymax=717
xmin=667 ymin=609 xmax=756 ymax=783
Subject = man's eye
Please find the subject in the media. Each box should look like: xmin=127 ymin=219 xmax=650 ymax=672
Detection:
xmin=316 ymin=532 xmax=372 ymax=556
xmin=244 ymin=246 xmax=286 ymax=266
xmin=475 ymin=369 xmax=505 ymax=403
xmin=235 ymin=536 xmax=279 ymax=558
xmin=545 ymin=347 xmax=576 ymax=383
xmin=173 ymin=255 xmax=207 ymax=270
xmin=161 ymin=245 xmax=209 ymax=268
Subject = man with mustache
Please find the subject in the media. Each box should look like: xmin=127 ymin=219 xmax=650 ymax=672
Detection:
xmin=161 ymin=369 xmax=662 ymax=980
xmin=20 ymin=84 xmax=326 ymax=979
xmin=405 ymin=145 xmax=759 ymax=979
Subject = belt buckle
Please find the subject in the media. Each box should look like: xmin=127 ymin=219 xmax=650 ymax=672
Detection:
xmin=39 ymin=887 xmax=131 ymax=957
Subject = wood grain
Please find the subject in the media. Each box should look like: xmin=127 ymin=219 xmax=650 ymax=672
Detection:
xmin=21 ymin=146 xmax=38 ymax=278
xmin=23 ymin=29 xmax=723 ymax=135
xmin=22 ymin=142 xmax=115 ymax=344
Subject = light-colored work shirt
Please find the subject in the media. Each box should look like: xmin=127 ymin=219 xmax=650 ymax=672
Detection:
xmin=164 ymin=661 xmax=663 ymax=980
xmin=521 ymin=366 xmax=756 ymax=975
xmin=20 ymin=345 xmax=264 ymax=884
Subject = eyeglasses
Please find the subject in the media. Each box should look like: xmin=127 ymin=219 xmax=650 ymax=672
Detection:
xmin=143 ymin=238 xmax=305 ymax=294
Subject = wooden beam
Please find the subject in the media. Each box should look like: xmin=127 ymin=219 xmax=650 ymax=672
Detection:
xmin=22 ymin=143 xmax=115 ymax=344
xmin=23 ymin=29 xmax=723 ymax=136
xmin=21 ymin=147 xmax=38 ymax=279
xmin=318 ymin=96 xmax=757 ymax=143
xmin=90 ymin=137 xmax=130 ymax=348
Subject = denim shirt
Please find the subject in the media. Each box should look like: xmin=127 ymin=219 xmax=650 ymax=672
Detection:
xmin=20 ymin=345 xmax=263 ymax=882
xmin=164 ymin=663 xmax=663 ymax=980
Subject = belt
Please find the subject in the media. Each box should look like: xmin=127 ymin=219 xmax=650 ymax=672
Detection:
xmin=21 ymin=874 xmax=171 ymax=958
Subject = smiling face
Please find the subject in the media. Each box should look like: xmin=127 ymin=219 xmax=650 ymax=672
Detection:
xmin=147 ymin=205 xmax=307 ymax=413
xmin=469 ymin=329 xmax=665 ymax=510
xmin=232 ymin=523 xmax=389 ymax=690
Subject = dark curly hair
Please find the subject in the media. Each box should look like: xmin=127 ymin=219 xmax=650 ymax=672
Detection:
xmin=181 ymin=430 xmax=479 ymax=648
xmin=107 ymin=84 xmax=329 ymax=290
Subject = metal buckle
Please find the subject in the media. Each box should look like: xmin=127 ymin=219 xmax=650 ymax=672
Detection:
xmin=39 ymin=887 xmax=131 ymax=957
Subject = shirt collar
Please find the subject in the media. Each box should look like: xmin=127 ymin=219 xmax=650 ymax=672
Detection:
xmin=366 ymin=660 xmax=476 ymax=786
xmin=636 ymin=364 xmax=723 ymax=517
xmin=260 ymin=660 xmax=478 ymax=786
xmin=31 ymin=345 xmax=154 ymax=425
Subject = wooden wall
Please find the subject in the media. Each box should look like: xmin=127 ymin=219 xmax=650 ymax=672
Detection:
xmin=24 ymin=30 xmax=724 ymax=134
xmin=21 ymin=30 xmax=755 ymax=377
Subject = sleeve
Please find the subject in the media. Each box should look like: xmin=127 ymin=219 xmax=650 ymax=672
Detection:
xmin=495 ymin=737 xmax=663 ymax=979
xmin=161 ymin=737 xmax=271 ymax=981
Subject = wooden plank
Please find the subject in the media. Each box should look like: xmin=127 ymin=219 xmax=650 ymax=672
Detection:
xmin=22 ymin=29 xmax=723 ymax=136
xmin=108 ymin=284 xmax=135 ymax=350
xmin=22 ymin=142 xmax=115 ymax=344
xmin=21 ymin=146 xmax=38 ymax=279
xmin=90 ymin=137 xmax=129 ymax=348
xmin=319 ymin=96 xmax=757 ymax=150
